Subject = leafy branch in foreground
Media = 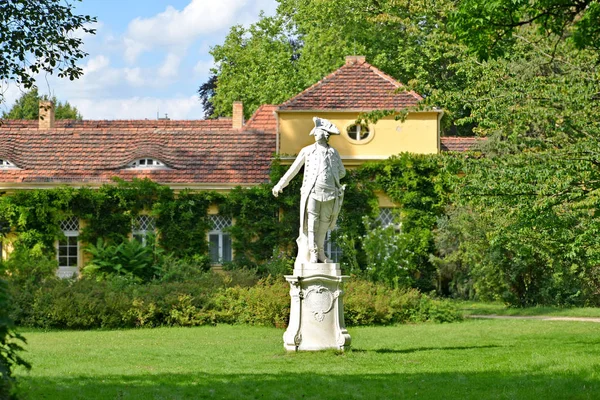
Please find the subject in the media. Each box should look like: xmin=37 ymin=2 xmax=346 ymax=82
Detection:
xmin=0 ymin=0 xmax=96 ymax=92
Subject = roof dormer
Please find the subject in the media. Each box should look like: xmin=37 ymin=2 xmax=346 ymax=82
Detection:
xmin=126 ymin=158 xmax=169 ymax=169
xmin=0 ymin=159 xmax=18 ymax=169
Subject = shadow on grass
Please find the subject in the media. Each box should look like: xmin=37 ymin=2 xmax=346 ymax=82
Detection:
xmin=17 ymin=371 xmax=598 ymax=400
xmin=351 ymin=345 xmax=502 ymax=354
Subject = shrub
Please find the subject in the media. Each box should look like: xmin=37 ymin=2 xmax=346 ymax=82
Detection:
xmin=259 ymin=252 xmax=294 ymax=277
xmin=8 ymin=270 xmax=460 ymax=330
xmin=2 ymin=245 xmax=57 ymax=287
xmin=156 ymin=254 xmax=211 ymax=283
xmin=344 ymin=279 xmax=462 ymax=325
xmin=83 ymin=238 xmax=160 ymax=282
xmin=211 ymin=277 xmax=289 ymax=327
xmin=0 ymin=275 xmax=30 ymax=399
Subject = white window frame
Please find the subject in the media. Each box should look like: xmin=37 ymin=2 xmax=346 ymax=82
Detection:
xmin=127 ymin=158 xmax=168 ymax=169
xmin=56 ymin=217 xmax=80 ymax=279
xmin=132 ymin=215 xmax=156 ymax=246
xmin=208 ymin=215 xmax=232 ymax=265
xmin=344 ymin=123 xmax=374 ymax=144
xmin=0 ymin=159 xmax=18 ymax=169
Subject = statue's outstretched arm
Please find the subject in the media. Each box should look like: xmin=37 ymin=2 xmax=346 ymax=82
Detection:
xmin=272 ymin=148 xmax=306 ymax=197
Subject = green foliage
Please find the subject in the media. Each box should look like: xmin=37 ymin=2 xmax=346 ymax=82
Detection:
xmin=221 ymin=185 xmax=283 ymax=267
xmin=2 ymin=245 xmax=58 ymax=287
xmin=344 ymin=279 xmax=462 ymax=325
xmin=2 ymin=88 xmax=82 ymax=119
xmin=438 ymin=146 xmax=600 ymax=307
xmin=156 ymin=254 xmax=211 ymax=283
xmin=0 ymin=0 xmax=96 ymax=92
xmin=207 ymin=16 xmax=304 ymax=118
xmin=211 ymin=277 xmax=290 ymax=327
xmin=452 ymin=0 xmax=599 ymax=59
xmin=0 ymin=273 xmax=30 ymax=399
xmin=83 ymin=238 xmax=160 ymax=282
xmin=6 ymin=271 xmax=458 ymax=330
xmin=154 ymin=190 xmax=220 ymax=258
xmin=363 ymin=224 xmax=417 ymax=288
xmin=359 ymin=154 xmax=452 ymax=290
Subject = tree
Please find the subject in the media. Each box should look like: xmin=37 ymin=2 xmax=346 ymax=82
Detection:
xmin=452 ymin=0 xmax=600 ymax=59
xmin=2 ymin=88 xmax=82 ymax=120
xmin=203 ymin=15 xmax=304 ymax=119
xmin=197 ymin=75 xmax=218 ymax=119
xmin=0 ymin=0 xmax=96 ymax=101
xmin=0 ymin=1 xmax=95 ymax=396
xmin=201 ymin=0 xmax=478 ymax=133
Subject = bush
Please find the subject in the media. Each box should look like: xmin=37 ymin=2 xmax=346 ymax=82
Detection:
xmin=156 ymin=254 xmax=211 ymax=283
xmin=2 ymin=245 xmax=57 ymax=287
xmin=344 ymin=279 xmax=462 ymax=325
xmin=211 ymin=277 xmax=289 ymax=327
xmin=0 ymin=274 xmax=30 ymax=399
xmin=83 ymin=238 xmax=161 ymax=282
xmin=7 ymin=270 xmax=460 ymax=330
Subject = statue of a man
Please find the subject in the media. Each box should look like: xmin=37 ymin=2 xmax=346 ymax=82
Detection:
xmin=273 ymin=117 xmax=346 ymax=264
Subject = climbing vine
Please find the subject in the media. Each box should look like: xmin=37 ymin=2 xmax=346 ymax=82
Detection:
xmin=0 ymin=155 xmax=452 ymax=290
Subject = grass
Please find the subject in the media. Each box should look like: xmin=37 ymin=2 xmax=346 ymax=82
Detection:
xmin=456 ymin=301 xmax=600 ymax=318
xmin=13 ymin=319 xmax=600 ymax=399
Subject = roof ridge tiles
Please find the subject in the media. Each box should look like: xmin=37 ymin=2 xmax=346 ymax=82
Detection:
xmin=364 ymin=62 xmax=423 ymax=101
xmin=277 ymin=58 xmax=424 ymax=111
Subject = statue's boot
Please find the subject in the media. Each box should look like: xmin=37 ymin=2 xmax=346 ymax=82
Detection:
xmin=316 ymin=226 xmax=333 ymax=263
xmin=308 ymin=230 xmax=319 ymax=263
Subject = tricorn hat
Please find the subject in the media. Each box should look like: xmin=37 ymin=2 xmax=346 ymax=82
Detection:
xmin=310 ymin=117 xmax=340 ymax=136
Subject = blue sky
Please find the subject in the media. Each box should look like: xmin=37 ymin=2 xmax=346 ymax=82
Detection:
xmin=1 ymin=0 xmax=278 ymax=119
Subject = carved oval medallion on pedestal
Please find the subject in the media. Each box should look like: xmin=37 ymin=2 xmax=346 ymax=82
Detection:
xmin=304 ymin=285 xmax=339 ymax=322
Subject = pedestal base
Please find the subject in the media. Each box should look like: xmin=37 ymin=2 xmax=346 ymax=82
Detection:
xmin=283 ymin=263 xmax=351 ymax=351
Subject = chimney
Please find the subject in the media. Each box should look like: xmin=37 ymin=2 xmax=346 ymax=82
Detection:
xmin=345 ymin=55 xmax=366 ymax=65
xmin=39 ymin=100 xmax=55 ymax=129
xmin=232 ymin=101 xmax=244 ymax=129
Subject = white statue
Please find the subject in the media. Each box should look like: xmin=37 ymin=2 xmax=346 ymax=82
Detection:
xmin=273 ymin=117 xmax=346 ymax=264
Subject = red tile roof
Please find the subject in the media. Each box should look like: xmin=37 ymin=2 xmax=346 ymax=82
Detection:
xmin=244 ymin=105 xmax=277 ymax=132
xmin=277 ymin=58 xmax=423 ymax=111
xmin=0 ymin=119 xmax=275 ymax=185
xmin=440 ymin=137 xmax=483 ymax=152
xmin=0 ymin=118 xmax=234 ymax=130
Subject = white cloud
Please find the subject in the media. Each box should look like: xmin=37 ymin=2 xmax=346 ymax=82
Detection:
xmin=124 ymin=67 xmax=145 ymax=86
xmin=0 ymin=83 xmax=26 ymax=113
xmin=73 ymin=96 xmax=203 ymax=120
xmin=158 ymin=54 xmax=181 ymax=79
xmin=193 ymin=59 xmax=214 ymax=77
xmin=123 ymin=0 xmax=249 ymax=62
xmin=84 ymin=55 xmax=110 ymax=74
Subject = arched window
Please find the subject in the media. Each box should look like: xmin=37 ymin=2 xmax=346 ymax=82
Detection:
xmin=127 ymin=158 xmax=166 ymax=169
xmin=0 ymin=159 xmax=17 ymax=168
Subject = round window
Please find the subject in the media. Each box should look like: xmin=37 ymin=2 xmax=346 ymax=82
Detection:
xmin=346 ymin=123 xmax=371 ymax=141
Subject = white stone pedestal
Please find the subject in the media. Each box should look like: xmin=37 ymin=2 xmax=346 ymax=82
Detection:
xmin=283 ymin=263 xmax=351 ymax=351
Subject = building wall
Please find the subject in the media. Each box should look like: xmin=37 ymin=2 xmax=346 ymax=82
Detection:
xmin=277 ymin=111 xmax=440 ymax=159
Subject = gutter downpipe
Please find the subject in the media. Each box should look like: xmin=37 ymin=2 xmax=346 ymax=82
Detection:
xmin=436 ymin=108 xmax=444 ymax=154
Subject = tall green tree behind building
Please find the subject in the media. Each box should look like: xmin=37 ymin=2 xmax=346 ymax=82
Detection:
xmin=2 ymin=88 xmax=82 ymax=120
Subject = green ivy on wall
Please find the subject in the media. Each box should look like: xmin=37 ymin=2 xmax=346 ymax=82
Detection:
xmin=0 ymin=154 xmax=452 ymax=290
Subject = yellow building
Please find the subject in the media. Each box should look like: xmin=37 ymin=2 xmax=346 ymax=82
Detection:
xmin=276 ymin=56 xmax=442 ymax=164
xmin=0 ymin=55 xmax=477 ymax=274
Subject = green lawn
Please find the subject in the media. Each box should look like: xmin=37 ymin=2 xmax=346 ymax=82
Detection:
xmin=457 ymin=301 xmax=600 ymax=318
xmin=14 ymin=320 xmax=600 ymax=399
